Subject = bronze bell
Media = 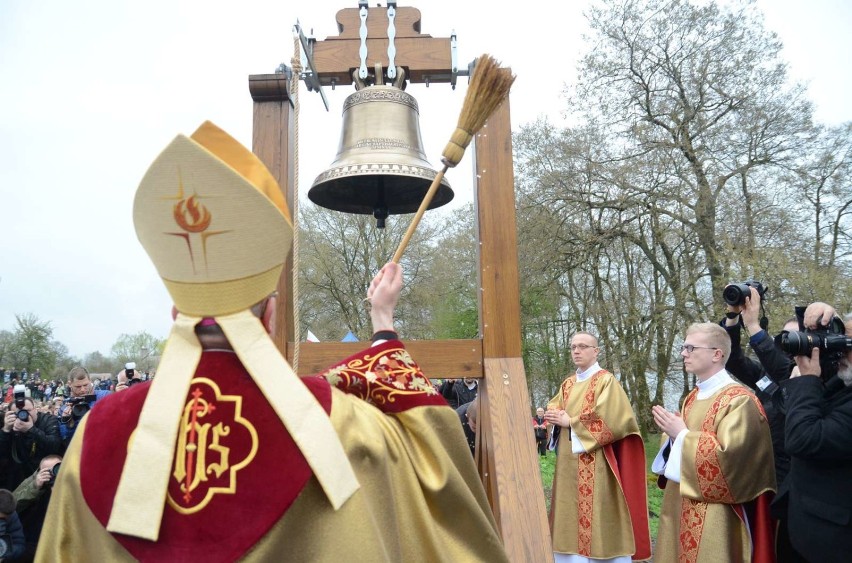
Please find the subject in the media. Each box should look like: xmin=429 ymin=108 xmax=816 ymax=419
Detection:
xmin=309 ymin=84 xmax=453 ymax=228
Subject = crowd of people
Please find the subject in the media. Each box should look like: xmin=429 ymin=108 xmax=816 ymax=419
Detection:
xmin=2 ymin=120 xmax=850 ymax=562
xmin=0 ymin=364 xmax=156 ymax=560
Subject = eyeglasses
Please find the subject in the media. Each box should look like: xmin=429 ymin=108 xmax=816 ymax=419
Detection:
xmin=570 ymin=344 xmax=597 ymax=351
xmin=680 ymin=344 xmax=719 ymax=354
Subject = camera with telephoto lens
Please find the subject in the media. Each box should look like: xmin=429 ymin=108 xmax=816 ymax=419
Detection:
xmin=66 ymin=394 xmax=97 ymax=421
xmin=13 ymin=384 xmax=28 ymax=422
xmin=780 ymin=316 xmax=852 ymax=379
xmin=723 ymin=280 xmax=767 ymax=307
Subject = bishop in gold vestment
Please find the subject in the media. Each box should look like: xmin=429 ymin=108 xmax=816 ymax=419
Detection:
xmin=36 ymin=122 xmax=508 ymax=563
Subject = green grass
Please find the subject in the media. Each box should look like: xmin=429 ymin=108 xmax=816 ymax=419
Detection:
xmin=538 ymin=437 xmax=665 ymax=540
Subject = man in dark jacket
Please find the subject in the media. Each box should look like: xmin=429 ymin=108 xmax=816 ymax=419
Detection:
xmin=774 ymin=303 xmax=852 ymax=563
xmin=13 ymin=454 xmax=61 ymax=561
xmin=722 ymin=286 xmax=797 ymax=484
xmin=0 ymin=398 xmax=62 ymax=491
xmin=723 ymin=287 xmax=803 ymax=561
xmin=439 ymin=378 xmax=478 ymax=410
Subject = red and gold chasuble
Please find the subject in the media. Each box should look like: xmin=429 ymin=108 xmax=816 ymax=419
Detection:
xmin=37 ymin=341 xmax=509 ymax=563
xmin=547 ymin=370 xmax=651 ymax=561
xmin=655 ymin=383 xmax=776 ymax=563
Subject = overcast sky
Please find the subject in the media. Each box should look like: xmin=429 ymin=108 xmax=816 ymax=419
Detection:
xmin=1 ymin=0 xmax=849 ymax=360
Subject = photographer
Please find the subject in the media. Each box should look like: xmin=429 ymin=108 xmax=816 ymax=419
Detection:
xmin=114 ymin=363 xmax=143 ymax=392
xmin=723 ymin=283 xmax=803 ymax=561
xmin=12 ymin=455 xmax=61 ymax=561
xmin=722 ymin=284 xmax=797 ymax=483
xmin=0 ymin=393 xmax=61 ymax=491
xmin=58 ymin=367 xmax=110 ymax=448
xmin=439 ymin=377 xmax=478 ymax=410
xmin=772 ymin=304 xmax=852 ymax=562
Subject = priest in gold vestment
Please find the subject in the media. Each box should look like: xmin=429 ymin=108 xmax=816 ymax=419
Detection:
xmin=545 ymin=332 xmax=651 ymax=563
xmin=36 ymin=122 xmax=508 ymax=563
xmin=653 ymin=322 xmax=776 ymax=563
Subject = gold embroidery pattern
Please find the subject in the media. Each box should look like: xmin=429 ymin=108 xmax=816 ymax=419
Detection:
xmin=677 ymin=385 xmax=764 ymax=560
xmin=695 ymin=386 xmax=759 ymax=502
xmin=577 ymin=451 xmax=595 ymax=555
xmin=679 ymin=497 xmax=708 ymax=563
xmin=166 ymin=377 xmax=258 ymax=514
xmin=579 ymin=371 xmax=615 ymax=445
xmin=573 ymin=371 xmax=610 ymax=555
xmin=560 ymin=377 xmax=575 ymax=406
xmin=324 ymin=346 xmax=438 ymax=406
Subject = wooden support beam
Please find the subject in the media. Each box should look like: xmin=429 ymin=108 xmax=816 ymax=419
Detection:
xmin=474 ymin=99 xmax=553 ymax=561
xmin=248 ymin=73 xmax=296 ymax=352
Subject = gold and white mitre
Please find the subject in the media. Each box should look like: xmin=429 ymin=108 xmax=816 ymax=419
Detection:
xmin=107 ymin=121 xmax=359 ymax=541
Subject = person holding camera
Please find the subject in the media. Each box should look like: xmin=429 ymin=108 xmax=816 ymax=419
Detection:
xmin=722 ymin=283 xmax=802 ymax=561
xmin=11 ymin=454 xmax=61 ymax=562
xmin=114 ymin=363 xmax=142 ymax=392
xmin=772 ymin=303 xmax=852 ymax=562
xmin=58 ymin=367 xmax=110 ymax=448
xmin=0 ymin=393 xmax=61 ymax=492
xmin=721 ymin=284 xmax=798 ymax=474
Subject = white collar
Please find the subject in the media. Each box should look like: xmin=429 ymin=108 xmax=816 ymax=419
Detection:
xmin=695 ymin=369 xmax=734 ymax=399
xmin=576 ymin=362 xmax=602 ymax=382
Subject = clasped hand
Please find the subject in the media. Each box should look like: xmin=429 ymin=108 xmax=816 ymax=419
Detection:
xmin=652 ymin=405 xmax=686 ymax=439
xmin=544 ymin=409 xmax=570 ymax=428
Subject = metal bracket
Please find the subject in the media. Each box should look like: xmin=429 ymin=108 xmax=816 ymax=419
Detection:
xmin=450 ymin=31 xmax=459 ymax=89
xmin=358 ymin=0 xmax=369 ymax=80
xmin=293 ymin=20 xmax=329 ymax=111
xmin=416 ymin=30 xmax=467 ymax=88
xmin=387 ymin=0 xmax=397 ymax=80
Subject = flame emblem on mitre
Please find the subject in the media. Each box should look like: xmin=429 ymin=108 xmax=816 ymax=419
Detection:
xmin=174 ymin=195 xmax=212 ymax=233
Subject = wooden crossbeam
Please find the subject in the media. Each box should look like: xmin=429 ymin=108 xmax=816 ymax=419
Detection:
xmin=286 ymin=339 xmax=482 ymax=377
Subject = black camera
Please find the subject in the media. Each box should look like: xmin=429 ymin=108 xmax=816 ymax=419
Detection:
xmin=124 ymin=361 xmax=142 ymax=387
xmin=780 ymin=317 xmax=852 ymax=379
xmin=48 ymin=462 xmax=61 ymax=487
xmin=723 ymin=280 xmax=767 ymax=307
xmin=66 ymin=394 xmax=96 ymax=421
xmin=13 ymin=385 xmax=28 ymax=421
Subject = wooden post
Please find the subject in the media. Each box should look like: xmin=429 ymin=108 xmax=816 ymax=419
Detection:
xmin=474 ymin=100 xmax=553 ymax=561
xmin=248 ymin=73 xmax=296 ymax=351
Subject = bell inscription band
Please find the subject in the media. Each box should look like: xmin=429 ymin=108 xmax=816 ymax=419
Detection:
xmin=309 ymin=85 xmax=453 ymax=228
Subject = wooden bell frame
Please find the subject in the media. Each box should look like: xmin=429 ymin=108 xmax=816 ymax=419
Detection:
xmin=247 ymin=5 xmax=550 ymax=560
